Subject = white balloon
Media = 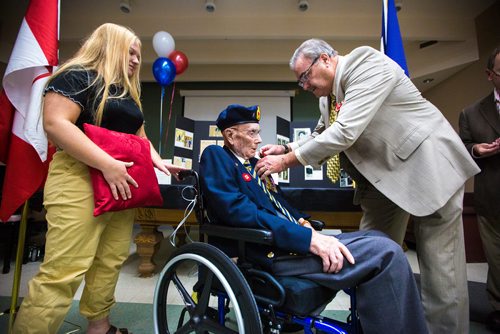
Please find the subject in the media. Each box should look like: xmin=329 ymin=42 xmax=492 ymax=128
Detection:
xmin=152 ymin=31 xmax=175 ymax=57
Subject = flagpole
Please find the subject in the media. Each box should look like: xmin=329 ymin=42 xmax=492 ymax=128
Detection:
xmin=8 ymin=200 xmax=29 ymax=334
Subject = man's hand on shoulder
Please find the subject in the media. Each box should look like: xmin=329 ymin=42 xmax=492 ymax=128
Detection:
xmin=309 ymin=230 xmax=355 ymax=273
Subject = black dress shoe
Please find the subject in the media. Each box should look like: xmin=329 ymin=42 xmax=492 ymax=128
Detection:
xmin=486 ymin=310 xmax=500 ymax=332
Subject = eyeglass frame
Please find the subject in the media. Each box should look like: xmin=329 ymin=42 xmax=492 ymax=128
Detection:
xmin=488 ymin=68 xmax=500 ymax=77
xmin=298 ymin=55 xmax=320 ymax=88
xmin=228 ymin=126 xmax=261 ymax=139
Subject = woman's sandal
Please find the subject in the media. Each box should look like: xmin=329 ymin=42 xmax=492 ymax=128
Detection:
xmin=106 ymin=325 xmax=131 ymax=334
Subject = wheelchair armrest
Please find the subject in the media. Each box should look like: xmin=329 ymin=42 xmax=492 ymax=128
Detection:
xmin=178 ymin=169 xmax=197 ymax=180
xmin=309 ymin=219 xmax=325 ymax=231
xmin=199 ymin=224 xmax=274 ymax=246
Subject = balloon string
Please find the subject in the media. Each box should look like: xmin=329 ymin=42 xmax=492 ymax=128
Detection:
xmin=164 ymin=81 xmax=176 ymax=152
xmin=159 ymin=86 xmax=165 ymax=156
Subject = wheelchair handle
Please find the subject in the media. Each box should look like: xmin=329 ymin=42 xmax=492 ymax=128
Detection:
xmin=309 ymin=219 xmax=325 ymax=231
xmin=178 ymin=169 xmax=198 ymax=181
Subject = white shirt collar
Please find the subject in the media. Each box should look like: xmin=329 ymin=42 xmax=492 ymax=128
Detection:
xmin=229 ymin=148 xmax=246 ymax=164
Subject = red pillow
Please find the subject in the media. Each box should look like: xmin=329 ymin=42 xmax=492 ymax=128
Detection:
xmin=84 ymin=123 xmax=163 ymax=216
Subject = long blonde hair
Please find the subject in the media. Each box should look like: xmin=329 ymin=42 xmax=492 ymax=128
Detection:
xmin=51 ymin=23 xmax=142 ymax=125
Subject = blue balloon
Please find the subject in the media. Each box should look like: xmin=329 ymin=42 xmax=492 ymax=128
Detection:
xmin=152 ymin=57 xmax=176 ymax=86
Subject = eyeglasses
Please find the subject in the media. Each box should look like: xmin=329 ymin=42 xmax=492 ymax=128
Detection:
xmin=298 ymin=56 xmax=320 ymax=88
xmin=488 ymin=69 xmax=500 ymax=77
xmin=229 ymin=127 xmax=261 ymax=139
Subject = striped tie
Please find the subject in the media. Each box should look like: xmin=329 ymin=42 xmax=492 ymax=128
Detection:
xmin=244 ymin=160 xmax=298 ymax=224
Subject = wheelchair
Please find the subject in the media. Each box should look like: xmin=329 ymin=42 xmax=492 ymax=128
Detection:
xmin=153 ymin=170 xmax=361 ymax=334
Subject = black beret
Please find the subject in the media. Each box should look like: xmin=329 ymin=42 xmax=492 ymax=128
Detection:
xmin=216 ymin=104 xmax=261 ymax=131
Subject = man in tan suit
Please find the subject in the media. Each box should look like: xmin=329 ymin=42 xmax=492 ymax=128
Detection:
xmin=256 ymin=39 xmax=480 ymax=334
xmin=459 ymin=46 xmax=500 ymax=332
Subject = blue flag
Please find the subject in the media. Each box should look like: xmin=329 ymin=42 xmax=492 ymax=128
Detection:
xmin=381 ymin=0 xmax=409 ymax=77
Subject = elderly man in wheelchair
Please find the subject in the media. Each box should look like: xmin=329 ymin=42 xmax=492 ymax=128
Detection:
xmin=153 ymin=104 xmax=428 ymax=334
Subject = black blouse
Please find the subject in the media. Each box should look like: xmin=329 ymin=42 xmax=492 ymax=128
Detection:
xmin=45 ymin=67 xmax=144 ymax=134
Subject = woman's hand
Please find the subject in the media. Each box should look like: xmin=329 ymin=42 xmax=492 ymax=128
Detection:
xmin=166 ymin=163 xmax=190 ymax=181
xmin=147 ymin=139 xmax=186 ymax=180
xmin=154 ymin=160 xmax=189 ymax=181
xmin=101 ymin=159 xmax=138 ymax=201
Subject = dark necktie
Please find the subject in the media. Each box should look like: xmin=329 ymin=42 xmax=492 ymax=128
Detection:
xmin=244 ymin=160 xmax=298 ymax=224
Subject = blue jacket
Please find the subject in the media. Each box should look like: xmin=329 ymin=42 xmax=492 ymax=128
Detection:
xmin=199 ymin=145 xmax=312 ymax=256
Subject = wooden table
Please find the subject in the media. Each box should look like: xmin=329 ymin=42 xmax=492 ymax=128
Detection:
xmin=134 ymin=207 xmax=198 ymax=277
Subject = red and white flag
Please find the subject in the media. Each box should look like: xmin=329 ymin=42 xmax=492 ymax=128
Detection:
xmin=0 ymin=0 xmax=59 ymax=221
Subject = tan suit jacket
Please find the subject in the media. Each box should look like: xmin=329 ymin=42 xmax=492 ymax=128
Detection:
xmin=294 ymin=46 xmax=479 ymax=216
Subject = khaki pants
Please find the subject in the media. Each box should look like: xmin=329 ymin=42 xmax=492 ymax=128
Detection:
xmin=13 ymin=151 xmax=135 ymax=334
xmin=359 ymin=183 xmax=469 ymax=334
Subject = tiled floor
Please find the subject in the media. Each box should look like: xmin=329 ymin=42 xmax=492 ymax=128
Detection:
xmin=0 ymin=225 xmax=490 ymax=329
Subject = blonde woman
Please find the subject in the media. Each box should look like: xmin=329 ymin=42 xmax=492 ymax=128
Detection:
xmin=13 ymin=23 xmax=184 ymax=334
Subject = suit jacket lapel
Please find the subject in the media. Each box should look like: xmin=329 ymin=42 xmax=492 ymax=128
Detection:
xmin=223 ymin=146 xmax=253 ymax=180
xmin=479 ymin=93 xmax=500 ymax=135
xmin=222 ymin=146 xmax=276 ymax=213
xmin=333 ymin=55 xmax=346 ymax=102
xmin=319 ymin=96 xmax=330 ymax=126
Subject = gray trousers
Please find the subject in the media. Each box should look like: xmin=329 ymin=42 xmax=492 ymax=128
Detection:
xmin=301 ymin=230 xmax=428 ymax=334
xmin=477 ymin=214 xmax=500 ymax=311
xmin=358 ymin=183 xmax=469 ymax=334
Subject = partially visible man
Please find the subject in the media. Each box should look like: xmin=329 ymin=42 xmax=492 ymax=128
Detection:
xmin=199 ymin=104 xmax=428 ymax=334
xmin=459 ymin=46 xmax=500 ymax=332
xmin=256 ymin=39 xmax=480 ymax=334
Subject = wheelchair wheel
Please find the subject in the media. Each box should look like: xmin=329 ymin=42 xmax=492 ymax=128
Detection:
xmin=154 ymin=242 xmax=262 ymax=334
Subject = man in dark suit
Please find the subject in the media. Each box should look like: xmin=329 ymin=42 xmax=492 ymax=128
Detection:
xmin=199 ymin=104 xmax=428 ymax=334
xmin=459 ymin=46 xmax=500 ymax=332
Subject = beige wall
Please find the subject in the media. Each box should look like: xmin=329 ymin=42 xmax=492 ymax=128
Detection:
xmin=423 ymin=1 xmax=500 ymax=192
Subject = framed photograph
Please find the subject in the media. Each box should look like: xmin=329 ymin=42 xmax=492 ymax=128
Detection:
xmin=199 ymin=140 xmax=216 ymax=160
xmin=304 ymin=165 xmax=323 ymax=180
xmin=209 ymin=125 xmax=223 ymax=137
xmin=174 ymin=128 xmax=194 ymax=150
xmin=293 ymin=128 xmax=311 ymax=142
xmin=276 ymin=134 xmax=290 ymax=184
xmin=173 ymin=156 xmax=192 ymax=170
xmin=339 ymin=169 xmax=354 ymax=188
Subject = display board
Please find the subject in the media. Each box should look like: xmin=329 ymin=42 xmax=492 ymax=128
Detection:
xmin=181 ymin=90 xmax=294 ymax=152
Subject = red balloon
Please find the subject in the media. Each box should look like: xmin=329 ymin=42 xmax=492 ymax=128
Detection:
xmin=168 ymin=50 xmax=189 ymax=75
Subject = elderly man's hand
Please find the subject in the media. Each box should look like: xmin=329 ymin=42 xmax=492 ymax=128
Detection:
xmin=309 ymin=230 xmax=355 ymax=273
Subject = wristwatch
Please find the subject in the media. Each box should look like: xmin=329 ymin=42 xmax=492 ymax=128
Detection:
xmin=282 ymin=144 xmax=290 ymax=154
